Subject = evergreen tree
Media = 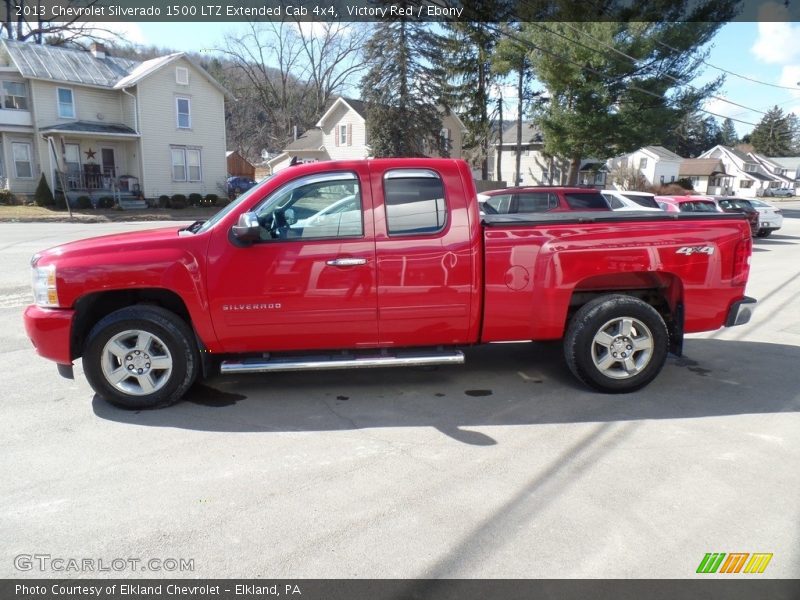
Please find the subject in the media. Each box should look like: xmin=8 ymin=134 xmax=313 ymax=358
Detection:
xmin=360 ymin=13 xmax=447 ymax=157
xmin=517 ymin=5 xmax=734 ymax=183
xmin=786 ymin=113 xmax=800 ymax=155
xmin=664 ymin=112 xmax=722 ymax=157
xmin=720 ymin=117 xmax=738 ymax=146
xmin=34 ymin=174 xmax=54 ymax=207
xmin=750 ymin=106 xmax=793 ymax=156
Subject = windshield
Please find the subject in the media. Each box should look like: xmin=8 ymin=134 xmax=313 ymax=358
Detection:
xmin=195 ymin=182 xmax=264 ymax=234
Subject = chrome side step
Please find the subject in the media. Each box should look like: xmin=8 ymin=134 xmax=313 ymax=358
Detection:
xmin=220 ymin=349 xmax=465 ymax=374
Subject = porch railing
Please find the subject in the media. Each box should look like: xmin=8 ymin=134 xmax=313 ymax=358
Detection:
xmin=54 ymin=170 xmax=118 ymax=192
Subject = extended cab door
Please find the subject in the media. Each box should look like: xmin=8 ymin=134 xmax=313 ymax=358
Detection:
xmin=370 ymin=163 xmax=479 ymax=347
xmin=206 ymin=167 xmax=378 ymax=353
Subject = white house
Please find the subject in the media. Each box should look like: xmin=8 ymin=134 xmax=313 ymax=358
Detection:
xmin=0 ymin=40 xmax=229 ymax=205
xmin=748 ymin=153 xmax=798 ymax=192
xmin=607 ymin=146 xmax=683 ymax=188
xmin=697 ymin=146 xmax=777 ymax=198
xmin=679 ymin=158 xmax=733 ymax=195
xmin=265 ymin=97 xmax=466 ymax=174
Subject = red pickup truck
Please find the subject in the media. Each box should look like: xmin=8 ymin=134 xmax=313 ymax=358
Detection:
xmin=24 ymin=159 xmax=756 ymax=409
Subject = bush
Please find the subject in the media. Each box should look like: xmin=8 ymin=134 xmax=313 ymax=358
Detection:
xmin=97 ymin=196 xmax=114 ymax=209
xmin=170 ymin=194 xmax=187 ymax=209
xmin=76 ymin=196 xmax=93 ymax=209
xmin=188 ymin=193 xmax=203 ymax=206
xmin=652 ymin=183 xmax=693 ymax=196
xmin=203 ymin=193 xmax=219 ymax=206
xmin=53 ymin=191 xmax=67 ymax=211
xmin=676 ymin=178 xmax=695 ymax=191
xmin=0 ymin=189 xmax=16 ymax=205
xmin=158 ymin=195 xmax=170 ymax=209
xmin=34 ymin=174 xmax=55 ymax=207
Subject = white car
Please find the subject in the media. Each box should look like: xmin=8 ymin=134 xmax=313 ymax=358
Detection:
xmin=747 ymin=198 xmax=784 ymax=237
xmin=601 ymin=190 xmax=662 ymax=212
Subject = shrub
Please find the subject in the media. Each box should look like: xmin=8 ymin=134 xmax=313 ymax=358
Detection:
xmin=34 ymin=174 xmax=55 ymax=207
xmin=53 ymin=191 xmax=67 ymax=211
xmin=76 ymin=196 xmax=93 ymax=209
xmin=158 ymin=195 xmax=170 ymax=209
xmin=203 ymin=193 xmax=219 ymax=206
xmin=0 ymin=190 xmax=16 ymax=205
xmin=97 ymin=196 xmax=114 ymax=209
xmin=651 ymin=183 xmax=693 ymax=196
xmin=170 ymin=194 xmax=187 ymax=209
xmin=188 ymin=193 xmax=203 ymax=206
xmin=676 ymin=177 xmax=694 ymax=190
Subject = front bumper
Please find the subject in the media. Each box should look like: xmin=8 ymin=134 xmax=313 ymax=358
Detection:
xmin=725 ymin=296 xmax=757 ymax=327
xmin=23 ymin=304 xmax=75 ymax=365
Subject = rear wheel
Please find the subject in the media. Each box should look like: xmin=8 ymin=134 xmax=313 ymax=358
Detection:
xmin=564 ymin=295 xmax=669 ymax=393
xmin=756 ymin=229 xmax=773 ymax=238
xmin=83 ymin=306 xmax=199 ymax=409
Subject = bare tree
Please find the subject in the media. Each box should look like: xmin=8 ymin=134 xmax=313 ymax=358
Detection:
xmin=2 ymin=0 xmax=124 ymax=46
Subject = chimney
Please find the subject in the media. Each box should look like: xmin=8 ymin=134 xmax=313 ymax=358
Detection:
xmin=293 ymin=125 xmax=298 ymax=141
xmin=90 ymin=42 xmax=106 ymax=59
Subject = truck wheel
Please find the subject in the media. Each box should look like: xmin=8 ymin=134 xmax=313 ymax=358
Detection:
xmin=83 ymin=306 xmax=199 ymax=409
xmin=564 ymin=295 xmax=669 ymax=393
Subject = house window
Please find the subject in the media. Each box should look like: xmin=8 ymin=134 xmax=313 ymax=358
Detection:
xmin=12 ymin=142 xmax=32 ymax=178
xmin=63 ymin=143 xmax=81 ymax=177
xmin=383 ymin=169 xmax=447 ymax=236
xmin=745 ymin=164 xmax=757 ymax=173
xmin=57 ymin=88 xmax=75 ymax=119
xmin=670 ymin=175 xmax=675 ymax=182
xmin=660 ymin=175 xmax=665 ymax=184
xmin=176 ymin=97 xmax=191 ymax=129
xmin=2 ymin=81 xmax=28 ymax=110
xmin=339 ymin=124 xmax=347 ymax=146
xmin=439 ymin=128 xmax=451 ymax=154
xmin=639 ymin=157 xmax=648 ymax=170
xmin=171 ymin=147 xmax=202 ymax=182
xmin=739 ymin=180 xmax=753 ymax=189
xmin=176 ymin=67 xmax=189 ymax=85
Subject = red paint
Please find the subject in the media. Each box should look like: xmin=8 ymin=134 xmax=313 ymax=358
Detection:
xmin=24 ymin=159 xmax=753 ymax=368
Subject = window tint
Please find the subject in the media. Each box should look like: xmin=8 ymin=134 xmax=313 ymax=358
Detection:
xmin=622 ymin=193 xmax=659 ymax=208
xmin=255 ymin=173 xmax=362 ymax=240
xmin=384 ymin=170 xmax=447 ymax=235
xmin=564 ymin=192 xmax=609 ymax=209
xmin=680 ymin=201 xmax=718 ymax=213
xmin=606 ymin=195 xmax=624 ymax=209
xmin=484 ymin=193 xmax=512 ymax=214
xmin=516 ymin=192 xmax=556 ymax=212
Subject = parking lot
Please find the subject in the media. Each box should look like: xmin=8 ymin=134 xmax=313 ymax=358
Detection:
xmin=2 ymin=209 xmax=799 ymax=578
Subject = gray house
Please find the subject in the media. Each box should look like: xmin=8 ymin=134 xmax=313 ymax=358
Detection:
xmin=0 ymin=40 xmax=229 ymax=206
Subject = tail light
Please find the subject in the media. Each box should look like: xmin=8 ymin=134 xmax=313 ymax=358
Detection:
xmin=775 ymin=209 xmax=782 ymax=214
xmin=731 ymin=236 xmax=751 ymax=287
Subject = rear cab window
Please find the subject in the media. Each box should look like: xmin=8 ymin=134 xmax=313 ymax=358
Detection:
xmin=623 ymin=193 xmax=660 ymax=209
xmin=383 ymin=169 xmax=447 ymax=235
xmin=563 ymin=191 xmax=610 ymax=209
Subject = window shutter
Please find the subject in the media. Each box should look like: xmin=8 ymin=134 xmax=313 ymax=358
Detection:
xmin=347 ymin=123 xmax=352 ymax=146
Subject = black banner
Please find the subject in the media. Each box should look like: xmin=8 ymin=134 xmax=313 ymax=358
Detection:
xmin=3 ymin=579 xmax=800 ymax=600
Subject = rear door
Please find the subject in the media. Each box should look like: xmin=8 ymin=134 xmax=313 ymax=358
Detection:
xmin=370 ymin=164 xmax=476 ymax=347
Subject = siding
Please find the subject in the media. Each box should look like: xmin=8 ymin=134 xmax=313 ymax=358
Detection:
xmin=322 ymin=103 xmax=367 ymax=161
xmin=31 ymin=80 xmax=123 ymax=125
xmin=493 ymin=147 xmax=558 ymax=185
xmin=136 ymin=57 xmax=226 ymax=198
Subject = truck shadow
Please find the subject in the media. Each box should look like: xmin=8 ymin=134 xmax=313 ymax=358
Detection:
xmin=92 ymin=339 xmax=800 ymax=444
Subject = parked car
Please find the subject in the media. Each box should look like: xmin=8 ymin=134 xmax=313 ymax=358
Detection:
xmin=714 ymin=197 xmax=759 ymax=236
xmin=763 ymin=187 xmax=794 ymax=198
xmin=655 ymin=195 xmax=721 ymax=214
xmin=601 ymin=190 xmax=662 ymax=212
xmin=747 ymin=198 xmax=784 ymax=237
xmin=227 ymin=176 xmax=257 ymax=198
xmin=478 ymin=187 xmax=610 ymax=215
xmin=24 ymin=159 xmax=756 ymax=408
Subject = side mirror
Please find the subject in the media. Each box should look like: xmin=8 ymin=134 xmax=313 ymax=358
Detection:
xmin=231 ymin=212 xmax=261 ymax=243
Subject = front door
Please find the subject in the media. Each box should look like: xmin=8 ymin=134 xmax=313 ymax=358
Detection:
xmin=101 ymin=147 xmax=116 ymax=179
xmin=207 ymin=167 xmax=379 ymax=354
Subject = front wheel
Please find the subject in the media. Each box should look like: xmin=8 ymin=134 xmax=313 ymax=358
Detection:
xmin=564 ymin=295 xmax=669 ymax=393
xmin=83 ymin=306 xmax=199 ymax=409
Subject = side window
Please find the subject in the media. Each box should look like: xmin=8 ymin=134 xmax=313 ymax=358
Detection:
xmin=485 ymin=193 xmax=512 ymax=214
xmin=606 ymin=195 xmax=624 ymax=209
xmin=383 ymin=169 xmax=447 ymax=235
xmin=516 ymin=192 xmax=555 ymax=212
xmin=254 ymin=172 xmax=362 ymax=240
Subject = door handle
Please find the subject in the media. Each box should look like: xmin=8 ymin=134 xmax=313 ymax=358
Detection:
xmin=326 ymin=257 xmax=368 ymax=267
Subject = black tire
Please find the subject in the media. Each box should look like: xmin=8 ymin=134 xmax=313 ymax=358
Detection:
xmin=564 ymin=295 xmax=669 ymax=393
xmin=83 ymin=305 xmax=199 ymax=409
xmin=756 ymin=229 xmax=772 ymax=238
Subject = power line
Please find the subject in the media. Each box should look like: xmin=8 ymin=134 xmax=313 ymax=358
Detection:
xmin=483 ymin=23 xmax=760 ymax=128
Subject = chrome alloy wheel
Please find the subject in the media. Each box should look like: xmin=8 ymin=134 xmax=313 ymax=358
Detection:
xmin=100 ymin=329 xmax=173 ymax=396
xmin=590 ymin=317 xmax=654 ymax=380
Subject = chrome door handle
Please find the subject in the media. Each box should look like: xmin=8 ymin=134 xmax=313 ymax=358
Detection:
xmin=326 ymin=257 xmax=368 ymax=267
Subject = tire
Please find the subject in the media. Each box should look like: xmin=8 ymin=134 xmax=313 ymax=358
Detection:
xmin=83 ymin=306 xmax=199 ymax=409
xmin=756 ymin=229 xmax=772 ymax=238
xmin=564 ymin=295 xmax=669 ymax=393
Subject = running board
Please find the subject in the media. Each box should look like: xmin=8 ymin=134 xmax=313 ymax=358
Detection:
xmin=220 ymin=350 xmax=465 ymax=374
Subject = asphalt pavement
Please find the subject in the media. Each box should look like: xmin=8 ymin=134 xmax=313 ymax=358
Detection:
xmin=1 ymin=211 xmax=798 ymax=579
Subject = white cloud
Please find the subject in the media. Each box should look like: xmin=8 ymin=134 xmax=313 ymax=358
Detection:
xmin=751 ymin=20 xmax=800 ymax=65
xmin=85 ymin=21 xmax=148 ymax=46
xmin=778 ymin=65 xmax=800 ymax=99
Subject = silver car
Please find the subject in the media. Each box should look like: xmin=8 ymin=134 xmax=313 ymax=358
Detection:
xmin=747 ymin=198 xmax=784 ymax=237
xmin=763 ymin=187 xmax=794 ymax=198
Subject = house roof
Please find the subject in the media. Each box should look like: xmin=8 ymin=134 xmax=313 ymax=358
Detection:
xmin=284 ymin=128 xmax=324 ymax=151
xmin=679 ymin=159 xmax=726 ymax=177
xmin=316 ymin=97 xmax=367 ymax=127
xmin=39 ymin=120 xmax=139 ymax=136
xmin=642 ymin=145 xmax=683 ymax=161
xmin=1 ymin=39 xmax=231 ymax=97
xmin=497 ymin=122 xmax=543 ymax=146
xmin=770 ymin=157 xmax=800 ymax=171
xmin=723 ymin=145 xmax=751 ymax=162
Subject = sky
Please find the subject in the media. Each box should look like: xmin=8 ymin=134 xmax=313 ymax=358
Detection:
xmin=108 ymin=19 xmax=800 ymax=137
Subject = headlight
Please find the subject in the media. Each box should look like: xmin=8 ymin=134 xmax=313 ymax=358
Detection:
xmin=32 ymin=264 xmax=60 ymax=307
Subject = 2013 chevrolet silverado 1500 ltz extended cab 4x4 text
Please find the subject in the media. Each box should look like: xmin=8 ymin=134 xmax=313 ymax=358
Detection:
xmin=24 ymin=159 xmax=757 ymax=409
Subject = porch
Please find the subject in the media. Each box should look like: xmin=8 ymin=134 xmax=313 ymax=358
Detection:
xmin=53 ymin=170 xmax=146 ymax=209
